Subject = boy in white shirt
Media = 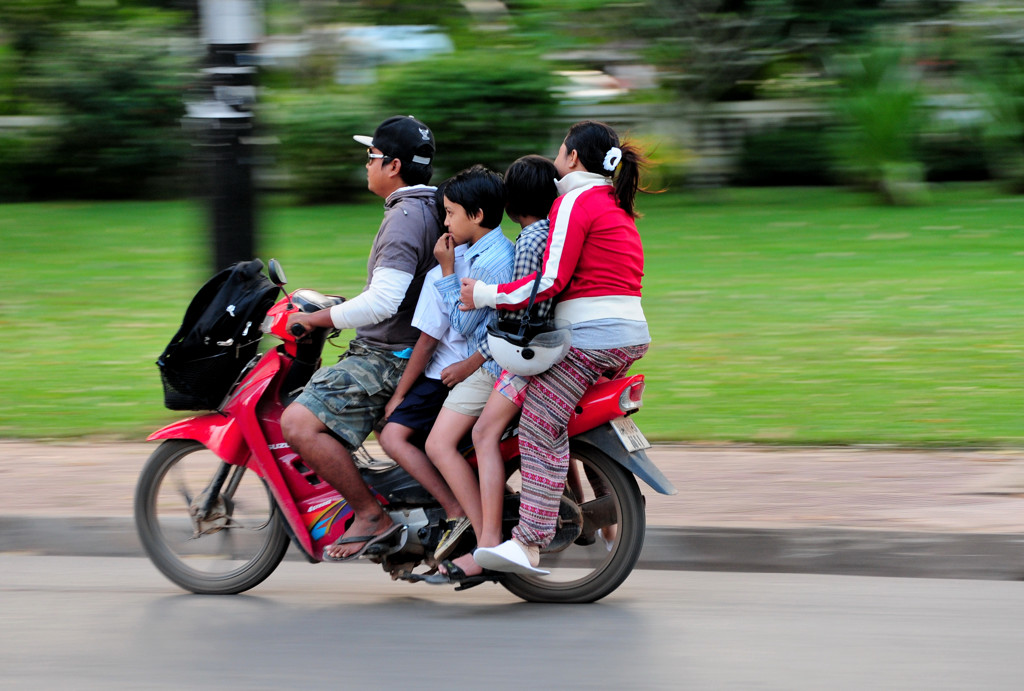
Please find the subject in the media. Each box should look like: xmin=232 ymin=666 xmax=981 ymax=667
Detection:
xmin=377 ymin=185 xmax=477 ymax=553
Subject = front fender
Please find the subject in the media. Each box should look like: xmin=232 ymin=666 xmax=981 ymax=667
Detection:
xmin=147 ymin=413 xmax=248 ymax=466
xmin=146 ymin=348 xmax=285 ymax=467
xmin=571 ymin=424 xmax=678 ymax=496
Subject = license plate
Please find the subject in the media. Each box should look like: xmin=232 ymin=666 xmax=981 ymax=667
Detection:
xmin=610 ymin=416 xmax=651 ymax=452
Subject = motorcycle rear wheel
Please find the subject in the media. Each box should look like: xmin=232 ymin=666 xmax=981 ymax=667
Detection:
xmin=499 ymin=444 xmax=645 ymax=604
xmin=134 ymin=439 xmax=290 ymax=595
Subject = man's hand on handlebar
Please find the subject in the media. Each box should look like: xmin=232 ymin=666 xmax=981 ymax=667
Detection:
xmin=286 ymin=309 xmax=336 ymax=339
xmin=286 ymin=313 xmax=313 ymax=339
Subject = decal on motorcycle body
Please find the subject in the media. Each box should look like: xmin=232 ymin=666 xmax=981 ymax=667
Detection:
xmin=307 ymin=498 xmax=339 ymax=513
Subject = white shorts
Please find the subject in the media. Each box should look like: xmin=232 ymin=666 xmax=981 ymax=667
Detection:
xmin=442 ymin=367 xmax=497 ymax=417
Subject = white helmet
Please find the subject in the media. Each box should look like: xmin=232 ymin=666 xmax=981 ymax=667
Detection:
xmin=487 ymin=321 xmax=571 ymax=377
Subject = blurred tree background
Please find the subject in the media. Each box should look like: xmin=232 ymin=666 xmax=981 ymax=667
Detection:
xmin=0 ymin=0 xmax=196 ymax=200
xmin=4 ymin=1 xmax=1024 ymax=444
xmin=2 ymin=0 xmax=1024 ymax=203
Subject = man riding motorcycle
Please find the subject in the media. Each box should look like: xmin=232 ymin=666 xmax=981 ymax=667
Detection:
xmin=281 ymin=115 xmax=442 ymax=561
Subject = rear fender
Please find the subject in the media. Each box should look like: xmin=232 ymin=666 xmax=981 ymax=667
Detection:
xmin=571 ymin=424 xmax=677 ymax=496
xmin=568 ymin=374 xmax=645 ymax=437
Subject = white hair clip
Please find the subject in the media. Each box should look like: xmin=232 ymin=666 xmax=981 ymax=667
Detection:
xmin=603 ymin=146 xmax=622 ymax=173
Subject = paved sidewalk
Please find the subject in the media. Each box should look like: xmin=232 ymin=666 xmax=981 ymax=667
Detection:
xmin=4 ymin=440 xmax=1024 ymax=579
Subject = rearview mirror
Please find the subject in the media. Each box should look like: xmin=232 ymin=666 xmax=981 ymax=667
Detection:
xmin=268 ymin=258 xmax=287 ymax=287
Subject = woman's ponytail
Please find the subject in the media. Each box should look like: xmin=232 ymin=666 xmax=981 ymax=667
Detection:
xmin=564 ymin=120 xmax=648 ymax=218
xmin=612 ymin=142 xmax=644 ymax=218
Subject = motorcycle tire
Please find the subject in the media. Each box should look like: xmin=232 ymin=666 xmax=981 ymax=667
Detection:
xmin=499 ymin=444 xmax=646 ymax=604
xmin=134 ymin=439 xmax=290 ymax=595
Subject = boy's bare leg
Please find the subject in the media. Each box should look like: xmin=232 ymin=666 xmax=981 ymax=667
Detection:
xmin=472 ymin=392 xmax=520 ymax=548
xmin=379 ymin=421 xmax=463 ymax=517
xmin=447 ymin=392 xmax=520 ymax=577
xmin=424 ymin=408 xmax=483 ymax=544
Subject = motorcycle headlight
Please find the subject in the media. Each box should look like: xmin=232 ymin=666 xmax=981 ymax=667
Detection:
xmin=260 ymin=314 xmax=276 ymax=334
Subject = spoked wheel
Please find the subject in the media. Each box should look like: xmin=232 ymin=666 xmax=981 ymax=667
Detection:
xmin=134 ymin=439 xmax=290 ymax=594
xmin=499 ymin=445 xmax=646 ymax=603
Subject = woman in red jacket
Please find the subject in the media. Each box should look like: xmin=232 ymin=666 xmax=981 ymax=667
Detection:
xmin=460 ymin=120 xmax=651 ymax=575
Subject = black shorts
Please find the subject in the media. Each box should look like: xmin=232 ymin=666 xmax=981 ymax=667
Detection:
xmin=386 ymin=375 xmax=450 ymax=435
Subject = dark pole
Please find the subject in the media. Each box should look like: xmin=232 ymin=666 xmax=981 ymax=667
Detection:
xmin=187 ymin=0 xmax=261 ymax=271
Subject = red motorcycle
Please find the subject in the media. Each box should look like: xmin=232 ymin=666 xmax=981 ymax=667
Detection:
xmin=135 ymin=259 xmax=676 ymax=603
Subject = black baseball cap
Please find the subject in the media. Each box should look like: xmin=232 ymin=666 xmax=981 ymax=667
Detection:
xmin=354 ymin=115 xmax=435 ymax=166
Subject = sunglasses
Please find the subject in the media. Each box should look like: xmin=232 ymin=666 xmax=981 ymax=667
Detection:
xmin=367 ymin=149 xmax=392 ymax=163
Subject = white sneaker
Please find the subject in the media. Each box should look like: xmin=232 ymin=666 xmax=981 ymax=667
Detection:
xmin=473 ymin=539 xmax=550 ymax=575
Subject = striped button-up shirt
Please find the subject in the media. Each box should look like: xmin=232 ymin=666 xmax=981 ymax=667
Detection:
xmin=434 ymin=226 xmax=515 ymax=378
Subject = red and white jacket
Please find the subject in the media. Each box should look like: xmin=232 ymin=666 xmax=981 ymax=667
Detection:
xmin=473 ymin=171 xmax=646 ymax=328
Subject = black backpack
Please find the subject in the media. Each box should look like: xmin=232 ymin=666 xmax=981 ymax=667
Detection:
xmin=158 ymin=259 xmax=280 ymax=410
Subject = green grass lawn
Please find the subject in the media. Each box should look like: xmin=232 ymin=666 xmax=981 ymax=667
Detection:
xmin=2 ymin=184 xmax=1022 ymax=444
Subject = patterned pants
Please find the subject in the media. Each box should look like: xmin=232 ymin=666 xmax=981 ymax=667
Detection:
xmin=512 ymin=343 xmax=649 ymax=547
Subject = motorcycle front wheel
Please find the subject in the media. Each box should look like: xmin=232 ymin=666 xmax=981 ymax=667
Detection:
xmin=134 ymin=439 xmax=290 ymax=594
xmin=499 ymin=444 xmax=646 ymax=604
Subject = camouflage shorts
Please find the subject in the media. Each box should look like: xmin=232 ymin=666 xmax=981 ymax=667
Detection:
xmin=293 ymin=340 xmax=408 ymax=449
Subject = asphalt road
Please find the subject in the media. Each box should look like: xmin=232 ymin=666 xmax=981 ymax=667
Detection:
xmin=8 ymin=440 xmax=1024 ymax=581
xmin=2 ymin=555 xmax=1023 ymax=690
